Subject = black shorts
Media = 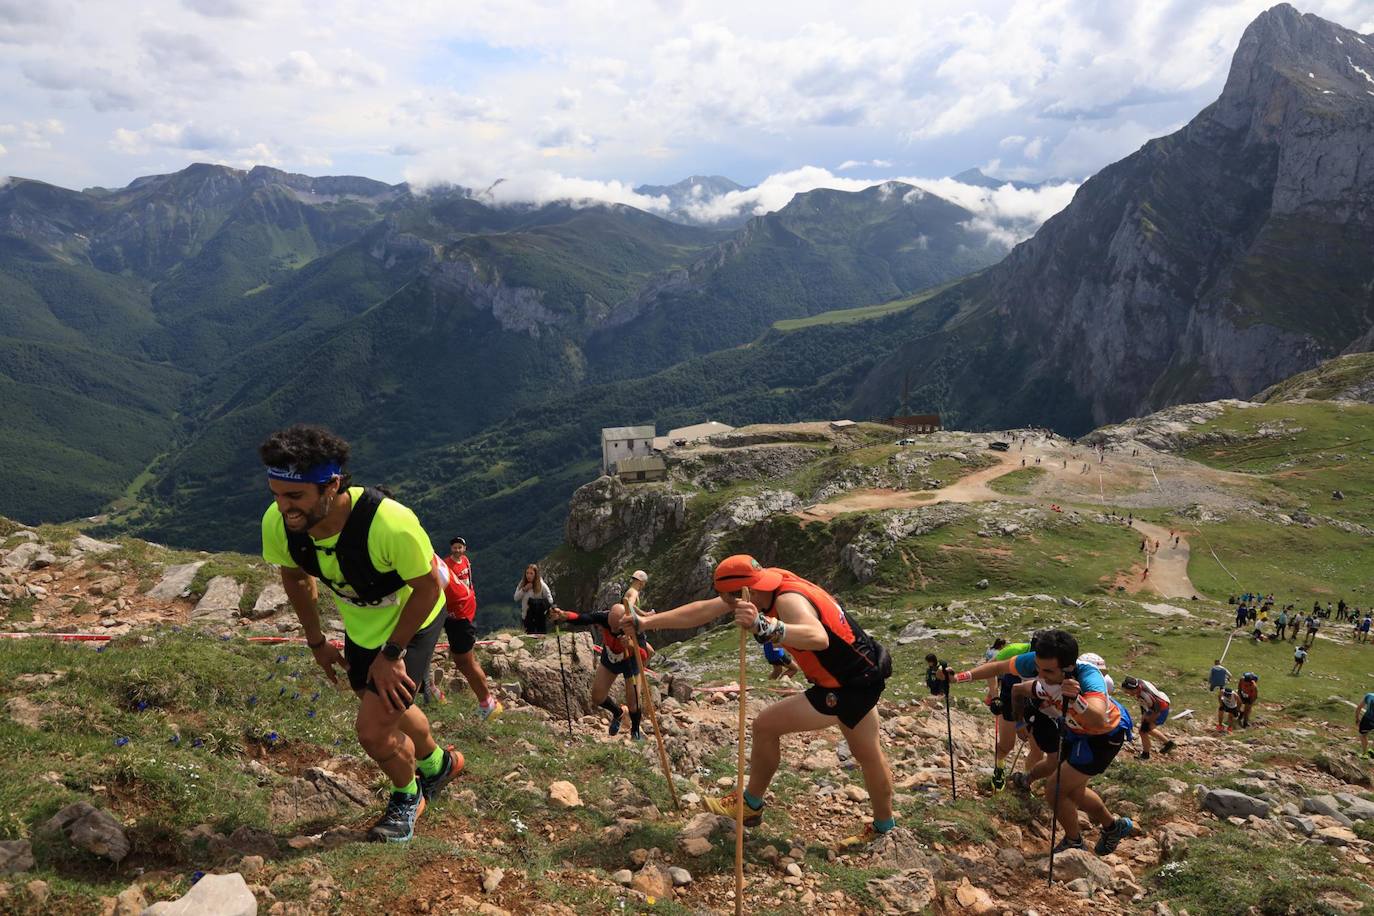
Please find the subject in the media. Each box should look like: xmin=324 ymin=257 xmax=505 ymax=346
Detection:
xmin=1062 ymin=729 xmax=1127 ymax=777
xmin=344 ymin=613 xmax=443 ymax=706
xmin=1359 ymin=716 xmax=1374 ymax=735
xmin=600 ymin=647 xmax=637 ymax=678
xmin=443 ymin=615 xmax=477 ymax=655
xmin=1220 ymin=703 xmax=1240 ymax=718
xmin=998 ymin=674 xmax=1019 ymax=723
xmin=1028 ymin=710 xmax=1061 ymax=755
xmin=805 ymin=680 xmax=886 ymax=730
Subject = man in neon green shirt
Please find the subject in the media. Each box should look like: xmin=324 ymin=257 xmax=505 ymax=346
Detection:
xmin=259 ymin=424 xmax=461 ymax=843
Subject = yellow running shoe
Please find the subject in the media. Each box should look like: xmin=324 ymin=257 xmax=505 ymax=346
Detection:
xmin=703 ymin=791 xmax=764 ymax=827
xmin=478 ymin=699 xmax=504 ymax=723
xmin=837 ymin=823 xmax=887 ymax=849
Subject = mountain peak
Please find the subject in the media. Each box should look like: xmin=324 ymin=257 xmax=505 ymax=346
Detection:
xmin=1213 ymin=4 xmax=1374 ymax=132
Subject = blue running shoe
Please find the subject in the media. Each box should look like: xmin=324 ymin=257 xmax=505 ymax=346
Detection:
xmin=1094 ymin=817 xmax=1133 ymax=856
xmin=368 ymin=790 xmax=425 ymax=843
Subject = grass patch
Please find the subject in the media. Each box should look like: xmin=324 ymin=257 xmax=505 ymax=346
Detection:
xmin=773 ymin=278 xmax=964 ymax=331
xmin=987 ymin=466 xmax=1047 ymax=496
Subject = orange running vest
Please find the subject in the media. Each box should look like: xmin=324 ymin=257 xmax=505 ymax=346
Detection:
xmin=763 ymin=570 xmax=886 ymax=689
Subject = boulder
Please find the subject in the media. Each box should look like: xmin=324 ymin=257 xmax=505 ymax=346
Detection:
xmin=867 ymin=867 xmax=938 ymax=913
xmin=668 ymin=866 xmax=692 ymax=887
xmin=680 ymin=837 xmax=712 ymax=857
xmin=677 ymin=811 xmax=730 ymax=842
xmin=953 ymin=878 xmax=996 ymax=913
xmin=45 ymin=801 xmax=131 ymax=863
xmin=267 ymin=769 xmax=370 ymax=823
xmin=146 ymin=562 xmax=205 ymax=600
xmin=142 ymin=872 xmax=257 ymax=915
xmin=192 ymin=577 xmax=243 ymax=620
xmin=1201 ymin=788 xmax=1270 ymax=820
xmin=1044 ymin=849 xmax=1114 ymax=891
xmin=631 ymin=864 xmax=673 ymax=899
xmin=1282 ymin=816 xmax=1316 ymax=836
xmin=115 ymin=884 xmax=148 ymax=916
xmin=2 ymin=543 xmax=56 ymax=571
xmin=1315 ymin=826 xmax=1358 ymax=847
xmin=485 ymin=631 xmax=599 ymax=718
xmin=481 ymin=867 xmax=504 ymax=893
xmin=1340 ymin=797 xmax=1374 ymax=822
xmin=249 ymin=583 xmax=288 ymax=619
xmin=71 ymin=535 xmax=120 ymax=556
xmin=610 ymin=869 xmax=633 ymax=886
xmin=0 ymin=839 xmax=34 ymax=874
xmin=547 ymin=781 xmax=582 ymax=809
xmin=1301 ymin=796 xmax=1354 ymax=827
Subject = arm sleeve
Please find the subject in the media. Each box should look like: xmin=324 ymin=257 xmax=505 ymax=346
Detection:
xmin=565 ymin=609 xmax=612 ymax=629
xmin=541 ymin=582 xmax=554 ymax=603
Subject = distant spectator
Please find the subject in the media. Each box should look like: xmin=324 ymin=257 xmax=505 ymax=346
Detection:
xmin=1209 ymin=660 xmax=1231 ymax=692
xmin=1291 ymin=645 xmax=1309 ymax=676
xmin=514 ymin=563 xmax=554 ymax=635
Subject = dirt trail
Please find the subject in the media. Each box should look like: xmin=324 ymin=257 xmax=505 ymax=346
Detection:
xmin=798 ymin=436 xmax=1204 ymax=599
xmin=798 ymin=450 xmax=1022 ymax=520
xmin=1130 ymin=521 xmax=1198 ymax=599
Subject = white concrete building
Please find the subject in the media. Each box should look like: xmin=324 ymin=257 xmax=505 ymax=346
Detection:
xmin=601 ymin=425 xmax=655 ymax=475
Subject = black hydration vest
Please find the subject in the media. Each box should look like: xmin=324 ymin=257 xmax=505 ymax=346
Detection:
xmin=284 ymin=487 xmax=407 ymax=606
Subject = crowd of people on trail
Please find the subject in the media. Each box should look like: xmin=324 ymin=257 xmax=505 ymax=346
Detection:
xmin=1228 ymin=591 xmax=1373 ymax=650
xmin=255 ymin=421 xmax=1374 ymax=864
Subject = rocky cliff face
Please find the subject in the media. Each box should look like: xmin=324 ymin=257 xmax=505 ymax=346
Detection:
xmin=856 ymin=4 xmax=1374 ymax=434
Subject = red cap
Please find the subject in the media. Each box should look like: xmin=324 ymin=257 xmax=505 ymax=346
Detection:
xmin=713 ymin=555 xmax=782 ymax=593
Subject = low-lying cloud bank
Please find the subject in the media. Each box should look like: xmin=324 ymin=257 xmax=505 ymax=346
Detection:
xmin=415 ymin=165 xmax=1079 ymax=249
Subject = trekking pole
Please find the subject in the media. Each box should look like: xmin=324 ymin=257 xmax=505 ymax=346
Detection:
xmin=630 ymin=608 xmax=680 ymax=811
xmin=551 ymin=612 xmax=574 ymax=740
xmin=735 ymin=587 xmax=750 ymax=916
xmin=942 ymin=663 xmax=956 ymax=801
xmin=1047 ymin=700 xmax=1069 ymax=888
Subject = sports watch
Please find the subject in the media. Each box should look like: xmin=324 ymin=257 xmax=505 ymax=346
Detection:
xmin=381 ymin=641 xmax=406 ymax=661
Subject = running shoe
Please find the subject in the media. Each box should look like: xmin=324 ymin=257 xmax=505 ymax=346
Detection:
xmin=1052 ymin=835 xmax=1084 ymax=853
xmin=1010 ymin=771 xmax=1032 ymax=791
xmin=608 ymin=705 xmax=626 ymax=736
xmin=991 ymin=766 xmax=1007 ymax=792
xmin=703 ymin=791 xmax=764 ymax=828
xmin=1094 ymin=817 xmax=1133 ymax=856
xmin=1159 ymin=740 xmax=1176 ymax=754
xmin=1139 ymin=751 xmax=1151 ymax=761
xmin=417 ymin=747 xmax=465 ymax=801
xmin=367 ymin=790 xmax=425 ymax=843
xmin=478 ymin=699 xmax=504 ymax=723
xmin=631 ymin=730 xmax=645 ymax=742
xmin=837 ymin=823 xmax=892 ymax=849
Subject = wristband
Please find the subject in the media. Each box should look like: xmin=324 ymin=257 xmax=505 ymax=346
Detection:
xmin=954 ymin=670 xmax=972 ymax=683
xmin=307 ymin=636 xmax=327 ymax=649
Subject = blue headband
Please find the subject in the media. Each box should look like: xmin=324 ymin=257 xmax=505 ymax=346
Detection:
xmin=266 ymin=461 xmax=341 ymax=484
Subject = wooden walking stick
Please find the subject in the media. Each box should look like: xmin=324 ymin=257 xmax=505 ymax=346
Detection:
xmin=735 ymin=586 xmax=750 ymax=916
xmin=629 ymin=606 xmax=679 ymax=810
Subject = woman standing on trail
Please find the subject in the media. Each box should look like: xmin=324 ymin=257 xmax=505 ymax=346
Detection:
xmin=515 ymin=563 xmax=554 ymax=634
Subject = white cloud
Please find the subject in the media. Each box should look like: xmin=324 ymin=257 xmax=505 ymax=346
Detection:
xmin=525 ymin=163 xmax=1080 ymax=247
xmin=837 ymin=158 xmax=894 ymax=170
xmin=0 ymin=145 xmax=7 ymax=158
xmin=0 ymin=119 xmax=66 ymax=150
xmin=2 ymin=0 xmax=1370 ymax=192
xmin=412 ymin=170 xmax=671 ymax=212
xmin=180 ymin=0 xmax=254 ymax=18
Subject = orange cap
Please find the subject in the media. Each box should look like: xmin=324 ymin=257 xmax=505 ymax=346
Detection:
xmin=713 ymin=555 xmax=782 ymax=592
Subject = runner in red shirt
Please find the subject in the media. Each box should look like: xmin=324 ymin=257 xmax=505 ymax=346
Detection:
xmin=441 ymin=537 xmax=501 ymax=721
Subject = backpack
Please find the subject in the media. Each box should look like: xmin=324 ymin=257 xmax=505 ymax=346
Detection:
xmin=284 ymin=487 xmax=407 ymax=606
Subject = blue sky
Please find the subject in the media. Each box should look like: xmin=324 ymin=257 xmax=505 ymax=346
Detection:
xmin=2 ymin=0 xmax=1373 ymax=218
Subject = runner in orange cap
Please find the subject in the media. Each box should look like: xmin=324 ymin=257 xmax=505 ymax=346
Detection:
xmin=627 ymin=554 xmax=895 ymax=844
